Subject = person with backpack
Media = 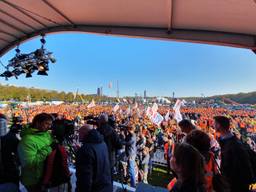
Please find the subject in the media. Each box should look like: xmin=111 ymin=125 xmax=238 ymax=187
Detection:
xmin=18 ymin=113 xmax=53 ymax=192
xmin=214 ymin=116 xmax=254 ymax=192
xmin=76 ymin=124 xmax=112 ymax=192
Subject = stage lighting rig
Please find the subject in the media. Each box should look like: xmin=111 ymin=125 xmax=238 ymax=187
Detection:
xmin=0 ymin=35 xmax=56 ymax=80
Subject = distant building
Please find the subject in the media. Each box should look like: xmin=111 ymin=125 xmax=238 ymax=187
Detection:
xmin=144 ymin=90 xmax=147 ymax=98
xmin=97 ymin=88 xmax=101 ymax=96
xmin=100 ymin=87 xmax=103 ymax=96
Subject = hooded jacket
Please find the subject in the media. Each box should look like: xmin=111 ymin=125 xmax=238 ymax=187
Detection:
xmin=76 ymin=129 xmax=112 ymax=192
xmin=18 ymin=127 xmax=53 ymax=187
xmin=97 ymin=123 xmax=122 ymax=168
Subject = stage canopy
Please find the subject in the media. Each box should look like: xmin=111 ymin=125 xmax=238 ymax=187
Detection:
xmin=0 ymin=0 xmax=256 ymax=56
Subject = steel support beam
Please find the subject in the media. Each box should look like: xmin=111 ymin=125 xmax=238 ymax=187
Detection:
xmin=2 ymin=0 xmax=48 ymax=28
xmin=0 ymin=18 xmax=28 ymax=34
xmin=41 ymin=0 xmax=74 ymax=25
xmin=0 ymin=25 xmax=255 ymax=57
xmin=0 ymin=8 xmax=37 ymax=30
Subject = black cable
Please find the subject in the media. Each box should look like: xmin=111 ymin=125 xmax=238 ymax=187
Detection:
xmin=0 ymin=60 xmax=7 ymax=69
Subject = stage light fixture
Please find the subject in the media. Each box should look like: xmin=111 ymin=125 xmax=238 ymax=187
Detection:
xmin=0 ymin=35 xmax=56 ymax=80
xmin=37 ymin=71 xmax=48 ymax=76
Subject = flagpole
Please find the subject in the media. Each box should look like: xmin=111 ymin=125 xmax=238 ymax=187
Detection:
xmin=116 ymin=80 xmax=119 ymax=99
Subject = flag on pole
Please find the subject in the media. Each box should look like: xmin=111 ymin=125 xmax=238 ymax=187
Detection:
xmin=79 ymin=95 xmax=85 ymax=104
xmin=108 ymin=82 xmax=113 ymax=89
xmin=151 ymin=112 xmax=164 ymax=126
xmin=73 ymin=89 xmax=79 ymax=100
xmin=87 ymin=100 xmax=96 ymax=108
xmin=146 ymin=107 xmax=153 ymax=118
xmin=152 ymin=103 xmax=158 ymax=114
xmin=165 ymin=110 xmax=170 ymax=121
xmin=173 ymin=99 xmax=186 ymax=122
xmin=113 ymin=104 xmax=120 ymax=112
xmin=133 ymin=102 xmax=138 ymax=109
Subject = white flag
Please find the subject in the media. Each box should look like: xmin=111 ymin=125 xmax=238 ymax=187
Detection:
xmin=146 ymin=107 xmax=152 ymax=117
xmin=152 ymin=103 xmax=158 ymax=113
xmin=87 ymin=100 xmax=96 ymax=108
xmin=174 ymin=110 xmax=183 ymax=122
xmin=173 ymin=99 xmax=185 ymax=122
xmin=133 ymin=102 xmax=138 ymax=109
xmin=151 ymin=112 xmax=164 ymax=126
xmin=113 ymin=104 xmax=120 ymax=112
xmin=165 ymin=110 xmax=170 ymax=121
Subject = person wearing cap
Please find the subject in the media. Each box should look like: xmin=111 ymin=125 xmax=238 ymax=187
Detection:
xmin=76 ymin=124 xmax=112 ymax=192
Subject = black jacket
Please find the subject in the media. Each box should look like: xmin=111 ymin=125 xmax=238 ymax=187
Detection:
xmin=76 ymin=129 xmax=112 ymax=192
xmin=125 ymin=132 xmax=137 ymax=159
xmin=0 ymin=131 xmax=20 ymax=185
xmin=219 ymin=135 xmax=253 ymax=192
xmin=97 ymin=123 xmax=122 ymax=167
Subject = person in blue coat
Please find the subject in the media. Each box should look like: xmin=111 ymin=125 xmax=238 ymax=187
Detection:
xmin=76 ymin=124 xmax=112 ymax=192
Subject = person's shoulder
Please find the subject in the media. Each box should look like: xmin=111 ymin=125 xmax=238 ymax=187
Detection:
xmin=77 ymin=144 xmax=94 ymax=156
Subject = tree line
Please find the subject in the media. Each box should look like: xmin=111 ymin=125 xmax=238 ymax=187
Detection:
xmin=0 ymin=84 xmax=112 ymax=102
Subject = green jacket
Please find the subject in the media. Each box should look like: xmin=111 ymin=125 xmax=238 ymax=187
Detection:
xmin=18 ymin=127 xmax=53 ymax=186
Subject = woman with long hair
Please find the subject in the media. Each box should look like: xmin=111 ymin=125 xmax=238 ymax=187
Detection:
xmin=170 ymin=143 xmax=206 ymax=192
xmin=186 ymin=130 xmax=218 ymax=192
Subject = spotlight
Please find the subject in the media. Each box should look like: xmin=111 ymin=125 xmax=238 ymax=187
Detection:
xmin=0 ymin=70 xmax=13 ymax=77
xmin=12 ymin=68 xmax=24 ymax=76
xmin=38 ymin=65 xmax=45 ymax=71
xmin=0 ymin=70 xmax=13 ymax=80
xmin=37 ymin=71 xmax=48 ymax=76
xmin=37 ymin=64 xmax=48 ymax=76
xmin=25 ymin=73 xmax=32 ymax=78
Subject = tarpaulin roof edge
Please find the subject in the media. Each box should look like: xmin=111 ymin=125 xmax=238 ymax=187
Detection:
xmin=1 ymin=25 xmax=256 ymax=57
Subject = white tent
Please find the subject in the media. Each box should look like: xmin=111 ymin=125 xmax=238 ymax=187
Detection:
xmin=0 ymin=0 xmax=256 ymax=57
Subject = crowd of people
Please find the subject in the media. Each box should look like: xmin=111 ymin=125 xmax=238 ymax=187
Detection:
xmin=0 ymin=103 xmax=255 ymax=192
